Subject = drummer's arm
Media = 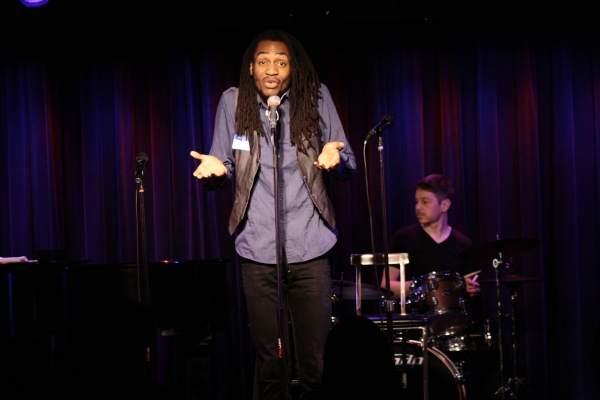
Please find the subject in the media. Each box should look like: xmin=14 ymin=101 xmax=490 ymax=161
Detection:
xmin=380 ymin=266 xmax=412 ymax=300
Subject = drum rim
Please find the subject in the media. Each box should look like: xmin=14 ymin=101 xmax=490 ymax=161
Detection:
xmin=414 ymin=270 xmax=465 ymax=280
xmin=393 ymin=339 xmax=467 ymax=399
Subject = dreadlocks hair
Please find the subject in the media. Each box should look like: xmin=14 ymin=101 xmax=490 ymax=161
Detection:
xmin=236 ymin=30 xmax=322 ymax=153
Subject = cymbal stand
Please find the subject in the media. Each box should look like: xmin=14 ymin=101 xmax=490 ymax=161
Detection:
xmin=493 ymin=256 xmax=530 ymax=399
xmin=492 ymin=254 xmax=508 ymax=399
xmin=506 ymin=273 xmax=528 ymax=398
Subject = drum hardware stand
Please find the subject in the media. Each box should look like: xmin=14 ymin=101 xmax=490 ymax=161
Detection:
xmin=459 ymin=236 xmax=540 ymax=399
xmin=492 ymin=257 xmax=528 ymax=399
xmin=351 ymin=253 xmax=429 ymax=399
xmin=504 ymin=267 xmax=528 ymax=399
xmin=492 ymin=256 xmax=507 ymax=399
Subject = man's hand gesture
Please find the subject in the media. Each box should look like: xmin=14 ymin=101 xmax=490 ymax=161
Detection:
xmin=314 ymin=142 xmax=345 ymax=171
xmin=190 ymin=151 xmax=227 ymax=179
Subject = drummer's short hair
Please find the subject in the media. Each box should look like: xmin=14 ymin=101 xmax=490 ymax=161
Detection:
xmin=415 ymin=174 xmax=454 ymax=202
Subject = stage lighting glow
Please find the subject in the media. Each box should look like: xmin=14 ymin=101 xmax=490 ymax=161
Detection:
xmin=20 ymin=0 xmax=49 ymax=8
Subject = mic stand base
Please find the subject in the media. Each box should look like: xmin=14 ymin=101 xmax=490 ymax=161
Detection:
xmin=495 ymin=377 xmax=528 ymax=399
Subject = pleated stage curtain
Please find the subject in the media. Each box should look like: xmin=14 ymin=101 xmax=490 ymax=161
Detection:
xmin=1 ymin=16 xmax=599 ymax=399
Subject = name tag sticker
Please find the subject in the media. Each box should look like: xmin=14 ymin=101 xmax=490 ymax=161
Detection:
xmin=232 ymin=134 xmax=250 ymax=151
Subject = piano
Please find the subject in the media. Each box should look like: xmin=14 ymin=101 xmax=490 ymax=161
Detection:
xmin=1 ymin=258 xmax=232 ymax=398
xmin=1 ymin=259 xmax=229 ymax=338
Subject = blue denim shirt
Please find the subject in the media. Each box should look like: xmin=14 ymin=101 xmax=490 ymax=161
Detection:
xmin=208 ymin=84 xmax=356 ymax=264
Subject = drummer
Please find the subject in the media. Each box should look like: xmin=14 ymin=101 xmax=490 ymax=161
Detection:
xmin=380 ymin=174 xmax=480 ymax=298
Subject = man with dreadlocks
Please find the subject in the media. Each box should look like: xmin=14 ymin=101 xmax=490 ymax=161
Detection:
xmin=190 ymin=30 xmax=356 ymax=399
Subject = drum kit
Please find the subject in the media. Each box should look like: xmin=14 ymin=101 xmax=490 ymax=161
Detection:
xmin=342 ymin=237 xmax=541 ymax=399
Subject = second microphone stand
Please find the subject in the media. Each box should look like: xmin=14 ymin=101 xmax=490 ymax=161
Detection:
xmin=135 ymin=153 xmax=150 ymax=306
xmin=135 ymin=152 xmax=151 ymax=381
xmin=364 ymin=117 xmax=395 ymax=345
xmin=376 ymin=135 xmax=395 ymax=345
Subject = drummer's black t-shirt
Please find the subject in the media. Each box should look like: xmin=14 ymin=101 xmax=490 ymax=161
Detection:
xmin=389 ymin=224 xmax=473 ymax=280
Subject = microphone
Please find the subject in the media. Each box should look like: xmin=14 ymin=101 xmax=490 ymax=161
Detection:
xmin=266 ymin=95 xmax=281 ymax=130
xmin=136 ymin=152 xmax=149 ymax=178
xmin=365 ymin=115 xmax=394 ymax=141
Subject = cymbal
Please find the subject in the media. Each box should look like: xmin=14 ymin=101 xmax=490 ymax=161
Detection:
xmin=482 ymin=274 xmax=543 ymax=284
xmin=481 ymin=274 xmax=544 ymax=284
xmin=460 ymin=237 xmax=541 ymax=262
xmin=331 ymin=280 xmax=391 ymax=300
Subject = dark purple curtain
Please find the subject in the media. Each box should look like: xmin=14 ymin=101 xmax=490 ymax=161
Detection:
xmin=2 ymin=14 xmax=600 ymax=399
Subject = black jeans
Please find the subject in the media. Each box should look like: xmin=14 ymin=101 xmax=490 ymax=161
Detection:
xmin=242 ymin=255 xmax=332 ymax=400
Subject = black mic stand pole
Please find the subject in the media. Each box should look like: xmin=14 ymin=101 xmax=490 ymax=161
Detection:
xmin=135 ymin=155 xmax=151 ymax=381
xmin=377 ymin=135 xmax=395 ymax=346
xmin=364 ymin=116 xmax=394 ymax=343
xmin=374 ymin=127 xmax=416 ymax=395
xmin=135 ymin=159 xmax=150 ymax=306
xmin=271 ymin=117 xmax=290 ymax=400
xmin=376 ymin=134 xmax=418 ymax=395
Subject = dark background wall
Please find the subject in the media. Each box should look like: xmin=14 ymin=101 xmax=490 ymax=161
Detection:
xmin=1 ymin=1 xmax=600 ymax=399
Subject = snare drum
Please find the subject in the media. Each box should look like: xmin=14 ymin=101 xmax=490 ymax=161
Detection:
xmin=408 ymin=271 xmax=469 ymax=335
xmin=393 ymin=340 xmax=466 ymax=400
xmin=434 ymin=319 xmax=498 ymax=352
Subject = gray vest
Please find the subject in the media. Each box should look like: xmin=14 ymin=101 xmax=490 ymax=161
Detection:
xmin=228 ymin=92 xmax=336 ymax=235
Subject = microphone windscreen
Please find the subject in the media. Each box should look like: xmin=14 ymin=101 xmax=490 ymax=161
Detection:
xmin=267 ymin=96 xmax=281 ymax=107
xmin=136 ymin=152 xmax=149 ymax=164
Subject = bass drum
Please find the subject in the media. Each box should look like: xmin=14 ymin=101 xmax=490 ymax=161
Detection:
xmin=393 ymin=340 xmax=466 ymax=400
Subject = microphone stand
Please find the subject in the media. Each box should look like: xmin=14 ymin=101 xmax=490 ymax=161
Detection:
xmin=135 ymin=157 xmax=151 ymax=381
xmin=363 ymin=116 xmax=395 ymax=345
xmin=377 ymin=135 xmax=394 ymax=346
xmin=271 ymin=114 xmax=290 ymax=400
xmin=135 ymin=162 xmax=149 ymax=306
xmin=365 ymin=119 xmax=429 ymax=395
